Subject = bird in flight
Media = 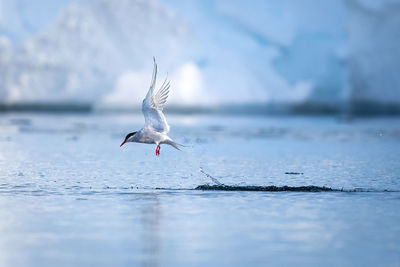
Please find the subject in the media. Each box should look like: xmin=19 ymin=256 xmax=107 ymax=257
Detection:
xmin=120 ymin=57 xmax=181 ymax=156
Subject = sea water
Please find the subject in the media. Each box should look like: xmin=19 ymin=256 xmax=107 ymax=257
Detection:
xmin=0 ymin=113 xmax=399 ymax=266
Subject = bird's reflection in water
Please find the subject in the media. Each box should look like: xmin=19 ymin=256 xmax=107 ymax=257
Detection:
xmin=140 ymin=193 xmax=162 ymax=267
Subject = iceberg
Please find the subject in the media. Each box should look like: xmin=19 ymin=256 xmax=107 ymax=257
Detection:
xmin=0 ymin=0 xmax=190 ymax=106
xmin=0 ymin=0 xmax=399 ymax=113
xmin=347 ymin=0 xmax=400 ymax=113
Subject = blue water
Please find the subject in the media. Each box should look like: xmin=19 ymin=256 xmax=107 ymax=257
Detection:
xmin=0 ymin=113 xmax=399 ymax=266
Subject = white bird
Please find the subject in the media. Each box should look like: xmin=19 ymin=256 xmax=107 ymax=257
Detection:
xmin=120 ymin=57 xmax=181 ymax=156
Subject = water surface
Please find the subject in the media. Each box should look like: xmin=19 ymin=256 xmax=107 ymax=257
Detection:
xmin=0 ymin=113 xmax=399 ymax=266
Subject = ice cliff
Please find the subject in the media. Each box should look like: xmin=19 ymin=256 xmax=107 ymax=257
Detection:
xmin=0 ymin=0 xmax=399 ymax=112
xmin=347 ymin=0 xmax=400 ymax=109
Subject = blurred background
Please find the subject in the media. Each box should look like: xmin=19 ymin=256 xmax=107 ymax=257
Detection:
xmin=1 ymin=2 xmax=400 ymax=266
xmin=1 ymin=0 xmax=399 ymax=115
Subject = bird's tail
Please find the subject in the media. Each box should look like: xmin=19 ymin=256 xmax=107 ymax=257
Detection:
xmin=164 ymin=140 xmax=186 ymax=151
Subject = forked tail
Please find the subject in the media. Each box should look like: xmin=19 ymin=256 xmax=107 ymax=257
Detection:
xmin=164 ymin=139 xmax=185 ymax=150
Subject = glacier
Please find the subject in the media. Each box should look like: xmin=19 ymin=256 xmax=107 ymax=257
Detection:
xmin=347 ymin=0 xmax=400 ymax=110
xmin=0 ymin=0 xmax=191 ymax=106
xmin=0 ymin=0 xmax=399 ymax=113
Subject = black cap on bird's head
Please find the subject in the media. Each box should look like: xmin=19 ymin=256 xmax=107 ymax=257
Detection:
xmin=120 ymin=131 xmax=137 ymax=147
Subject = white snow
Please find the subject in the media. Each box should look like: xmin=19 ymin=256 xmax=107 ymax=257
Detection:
xmin=0 ymin=0 xmax=190 ymax=105
xmin=347 ymin=0 xmax=400 ymax=105
xmin=0 ymin=0 xmax=399 ymax=110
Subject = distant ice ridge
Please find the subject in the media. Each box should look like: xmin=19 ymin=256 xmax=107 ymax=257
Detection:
xmin=0 ymin=0 xmax=73 ymax=45
xmin=0 ymin=0 xmax=191 ymax=105
xmin=0 ymin=35 xmax=12 ymax=100
xmin=347 ymin=0 xmax=400 ymax=106
xmin=0 ymin=0 xmax=313 ymax=108
xmin=0 ymin=0 xmax=399 ymax=112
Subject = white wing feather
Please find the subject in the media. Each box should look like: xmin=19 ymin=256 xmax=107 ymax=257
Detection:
xmin=142 ymin=58 xmax=170 ymax=133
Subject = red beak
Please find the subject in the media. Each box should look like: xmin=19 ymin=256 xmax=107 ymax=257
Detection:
xmin=120 ymin=140 xmax=127 ymax=147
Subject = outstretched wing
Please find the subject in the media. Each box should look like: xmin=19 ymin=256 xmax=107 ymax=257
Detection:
xmin=142 ymin=57 xmax=170 ymax=134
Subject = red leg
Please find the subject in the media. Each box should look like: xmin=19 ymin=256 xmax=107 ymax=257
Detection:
xmin=155 ymin=144 xmax=160 ymax=156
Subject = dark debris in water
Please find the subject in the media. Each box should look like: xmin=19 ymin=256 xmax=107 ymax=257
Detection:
xmin=195 ymin=184 xmax=337 ymax=192
xmin=194 ymin=185 xmax=398 ymax=192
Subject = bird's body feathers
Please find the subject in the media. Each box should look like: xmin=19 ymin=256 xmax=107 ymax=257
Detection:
xmin=121 ymin=58 xmax=180 ymax=155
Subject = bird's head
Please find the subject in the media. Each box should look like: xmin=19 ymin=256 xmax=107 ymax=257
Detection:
xmin=120 ymin=131 xmax=137 ymax=147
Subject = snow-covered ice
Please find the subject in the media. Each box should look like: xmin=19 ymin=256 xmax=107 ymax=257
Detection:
xmin=0 ymin=0 xmax=399 ymax=110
